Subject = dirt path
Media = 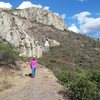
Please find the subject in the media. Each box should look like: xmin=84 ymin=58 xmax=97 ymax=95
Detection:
xmin=0 ymin=64 xmax=68 ymax=100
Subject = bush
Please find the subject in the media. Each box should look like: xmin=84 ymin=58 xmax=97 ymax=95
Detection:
xmin=57 ymin=69 xmax=74 ymax=84
xmin=0 ymin=43 xmax=19 ymax=66
xmin=57 ymin=68 xmax=100 ymax=100
xmin=38 ymin=58 xmax=100 ymax=100
xmin=87 ymin=70 xmax=100 ymax=83
xmin=67 ymin=77 xmax=99 ymax=100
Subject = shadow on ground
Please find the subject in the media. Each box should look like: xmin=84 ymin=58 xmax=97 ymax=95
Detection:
xmin=25 ymin=73 xmax=33 ymax=78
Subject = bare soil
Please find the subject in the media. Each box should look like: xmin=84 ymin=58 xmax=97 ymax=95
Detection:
xmin=0 ymin=62 xmax=69 ymax=100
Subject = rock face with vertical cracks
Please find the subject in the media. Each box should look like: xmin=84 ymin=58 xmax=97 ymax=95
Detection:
xmin=0 ymin=8 xmax=66 ymax=57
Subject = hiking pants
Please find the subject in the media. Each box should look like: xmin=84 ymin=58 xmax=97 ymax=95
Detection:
xmin=32 ymin=68 xmax=36 ymax=76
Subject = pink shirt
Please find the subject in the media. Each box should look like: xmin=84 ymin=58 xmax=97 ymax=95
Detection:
xmin=30 ymin=60 xmax=39 ymax=68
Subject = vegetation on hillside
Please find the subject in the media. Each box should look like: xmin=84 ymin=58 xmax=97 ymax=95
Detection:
xmin=58 ymin=67 xmax=100 ymax=100
xmin=0 ymin=42 xmax=19 ymax=69
xmin=28 ymin=21 xmax=100 ymax=69
xmin=0 ymin=42 xmax=20 ymax=91
xmin=38 ymin=57 xmax=100 ymax=100
xmin=0 ymin=19 xmax=100 ymax=99
xmin=38 ymin=30 xmax=100 ymax=100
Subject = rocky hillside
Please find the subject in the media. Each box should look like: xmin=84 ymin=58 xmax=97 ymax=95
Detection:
xmin=0 ymin=7 xmax=66 ymax=57
xmin=38 ymin=28 xmax=100 ymax=69
xmin=0 ymin=7 xmax=100 ymax=69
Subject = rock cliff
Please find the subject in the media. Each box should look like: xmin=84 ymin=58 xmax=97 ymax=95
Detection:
xmin=13 ymin=7 xmax=67 ymax=30
xmin=0 ymin=8 xmax=66 ymax=57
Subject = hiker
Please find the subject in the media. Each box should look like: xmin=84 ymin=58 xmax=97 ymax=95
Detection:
xmin=30 ymin=57 xmax=39 ymax=78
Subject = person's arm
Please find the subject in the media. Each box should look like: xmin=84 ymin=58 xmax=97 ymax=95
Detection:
xmin=36 ymin=61 xmax=40 ymax=67
xmin=27 ymin=61 xmax=32 ymax=69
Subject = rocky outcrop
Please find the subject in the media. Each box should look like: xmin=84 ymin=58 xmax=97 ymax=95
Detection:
xmin=0 ymin=8 xmax=62 ymax=57
xmin=13 ymin=7 xmax=67 ymax=30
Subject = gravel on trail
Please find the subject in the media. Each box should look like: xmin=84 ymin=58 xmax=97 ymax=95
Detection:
xmin=0 ymin=67 xmax=69 ymax=100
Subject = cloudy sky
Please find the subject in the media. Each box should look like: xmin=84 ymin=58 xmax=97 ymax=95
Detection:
xmin=0 ymin=0 xmax=100 ymax=38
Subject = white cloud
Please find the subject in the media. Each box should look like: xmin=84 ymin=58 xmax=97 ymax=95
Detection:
xmin=72 ymin=11 xmax=100 ymax=36
xmin=17 ymin=1 xmax=43 ymax=9
xmin=80 ymin=18 xmax=100 ymax=34
xmin=17 ymin=1 xmax=51 ymax=11
xmin=68 ymin=24 xmax=79 ymax=33
xmin=17 ymin=1 xmax=33 ymax=9
xmin=0 ymin=2 xmax=12 ymax=8
xmin=73 ymin=11 xmax=91 ymax=24
xmin=44 ymin=6 xmax=49 ymax=10
xmin=54 ymin=13 xmax=59 ymax=16
xmin=61 ymin=14 xmax=66 ymax=19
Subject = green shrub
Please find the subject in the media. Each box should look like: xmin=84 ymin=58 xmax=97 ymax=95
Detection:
xmin=38 ymin=57 xmax=100 ymax=100
xmin=87 ymin=71 xmax=100 ymax=97
xmin=67 ymin=77 xmax=99 ymax=100
xmin=87 ymin=70 xmax=100 ymax=83
xmin=0 ymin=43 xmax=19 ymax=66
xmin=57 ymin=69 xmax=74 ymax=84
xmin=57 ymin=68 xmax=100 ymax=100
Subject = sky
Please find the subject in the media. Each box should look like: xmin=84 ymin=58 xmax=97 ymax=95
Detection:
xmin=0 ymin=0 xmax=100 ymax=38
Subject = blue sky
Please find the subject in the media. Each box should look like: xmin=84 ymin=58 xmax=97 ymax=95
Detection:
xmin=0 ymin=0 xmax=100 ymax=38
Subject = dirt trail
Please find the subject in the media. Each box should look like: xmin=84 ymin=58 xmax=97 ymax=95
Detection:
xmin=0 ymin=64 xmax=68 ymax=100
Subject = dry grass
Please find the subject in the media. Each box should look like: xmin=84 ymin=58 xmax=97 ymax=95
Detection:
xmin=0 ymin=61 xmax=31 ymax=94
xmin=0 ymin=67 xmax=15 ymax=92
xmin=0 ymin=78 xmax=12 ymax=91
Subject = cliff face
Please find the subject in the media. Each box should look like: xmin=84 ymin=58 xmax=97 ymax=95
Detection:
xmin=13 ymin=7 xmax=67 ymax=30
xmin=0 ymin=8 xmax=65 ymax=57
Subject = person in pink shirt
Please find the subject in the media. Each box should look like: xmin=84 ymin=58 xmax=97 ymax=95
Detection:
xmin=30 ymin=57 xmax=39 ymax=78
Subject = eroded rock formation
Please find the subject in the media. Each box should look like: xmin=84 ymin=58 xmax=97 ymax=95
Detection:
xmin=0 ymin=8 xmax=66 ymax=57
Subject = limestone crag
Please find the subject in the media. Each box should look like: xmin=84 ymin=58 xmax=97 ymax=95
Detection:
xmin=13 ymin=7 xmax=67 ymax=30
xmin=0 ymin=8 xmax=62 ymax=57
